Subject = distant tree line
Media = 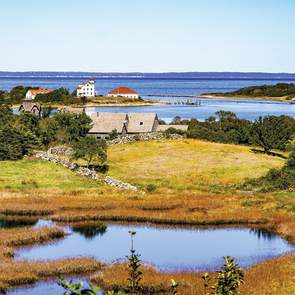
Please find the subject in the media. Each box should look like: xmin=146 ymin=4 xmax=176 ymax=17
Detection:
xmin=203 ymin=83 xmax=295 ymax=100
xmin=0 ymin=85 xmax=88 ymax=105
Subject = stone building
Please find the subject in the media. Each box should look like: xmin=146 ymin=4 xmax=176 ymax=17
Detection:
xmin=19 ymin=101 xmax=42 ymax=117
xmin=88 ymin=112 xmax=188 ymax=139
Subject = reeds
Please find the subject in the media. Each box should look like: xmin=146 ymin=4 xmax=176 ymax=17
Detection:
xmin=0 ymin=226 xmax=65 ymax=247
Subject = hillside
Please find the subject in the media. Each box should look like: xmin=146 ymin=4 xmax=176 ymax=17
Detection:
xmin=201 ymin=83 xmax=295 ymax=101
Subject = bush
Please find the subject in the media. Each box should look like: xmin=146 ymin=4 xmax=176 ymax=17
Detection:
xmin=146 ymin=184 xmax=157 ymax=192
xmin=0 ymin=127 xmax=38 ymax=160
xmin=164 ymin=127 xmax=186 ymax=136
xmin=242 ymin=152 xmax=295 ymax=191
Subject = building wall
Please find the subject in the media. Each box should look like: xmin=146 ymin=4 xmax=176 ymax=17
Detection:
xmin=77 ymin=82 xmax=95 ymax=97
xmin=108 ymin=93 xmax=139 ymax=99
xmin=25 ymin=91 xmax=36 ymax=100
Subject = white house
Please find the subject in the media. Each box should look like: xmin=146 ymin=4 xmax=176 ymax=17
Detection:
xmin=108 ymin=87 xmax=139 ymax=99
xmin=77 ymin=80 xmax=96 ymax=97
xmin=25 ymin=89 xmax=51 ymax=100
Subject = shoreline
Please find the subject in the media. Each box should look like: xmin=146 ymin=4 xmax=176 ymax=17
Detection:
xmin=199 ymin=94 xmax=291 ymax=102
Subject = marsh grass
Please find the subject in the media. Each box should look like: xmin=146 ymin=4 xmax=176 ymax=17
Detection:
xmin=91 ymin=254 xmax=295 ymax=295
xmin=0 ymin=226 xmax=65 ymax=247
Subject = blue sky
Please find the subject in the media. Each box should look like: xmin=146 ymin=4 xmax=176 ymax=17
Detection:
xmin=1 ymin=0 xmax=295 ymax=72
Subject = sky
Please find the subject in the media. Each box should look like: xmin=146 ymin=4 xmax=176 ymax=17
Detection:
xmin=0 ymin=0 xmax=295 ymax=73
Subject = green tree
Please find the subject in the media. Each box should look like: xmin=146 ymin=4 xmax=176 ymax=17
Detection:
xmin=0 ymin=105 xmax=15 ymax=127
xmin=53 ymin=112 xmax=92 ymax=143
xmin=0 ymin=90 xmax=7 ymax=104
xmin=71 ymin=136 xmax=107 ymax=167
xmin=250 ymin=116 xmax=294 ymax=153
xmin=109 ymin=129 xmax=119 ymax=140
xmin=16 ymin=113 xmax=40 ymax=134
xmin=9 ymin=85 xmax=33 ymax=103
xmin=0 ymin=127 xmax=38 ymax=160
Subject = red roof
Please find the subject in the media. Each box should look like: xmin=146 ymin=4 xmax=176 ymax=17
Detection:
xmin=109 ymin=87 xmax=138 ymax=95
xmin=29 ymin=89 xmax=51 ymax=94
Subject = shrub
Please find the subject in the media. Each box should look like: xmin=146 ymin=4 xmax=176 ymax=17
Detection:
xmin=146 ymin=184 xmax=157 ymax=193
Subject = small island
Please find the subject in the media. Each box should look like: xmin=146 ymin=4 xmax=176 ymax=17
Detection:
xmin=200 ymin=83 xmax=295 ymax=102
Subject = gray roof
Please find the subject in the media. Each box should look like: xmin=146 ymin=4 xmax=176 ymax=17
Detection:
xmin=89 ymin=112 xmax=158 ymax=134
xmin=156 ymin=124 xmax=189 ymax=132
xmin=89 ymin=112 xmax=128 ymax=134
xmin=19 ymin=102 xmax=41 ymax=113
xmin=127 ymin=112 xmax=158 ymax=133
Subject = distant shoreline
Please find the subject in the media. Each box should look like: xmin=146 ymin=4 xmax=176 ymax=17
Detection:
xmin=199 ymin=94 xmax=291 ymax=102
xmin=2 ymin=71 xmax=295 ymax=80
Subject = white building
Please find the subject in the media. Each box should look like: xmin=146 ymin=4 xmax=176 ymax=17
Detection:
xmin=25 ymin=89 xmax=51 ymax=100
xmin=77 ymin=80 xmax=96 ymax=97
xmin=108 ymin=87 xmax=139 ymax=99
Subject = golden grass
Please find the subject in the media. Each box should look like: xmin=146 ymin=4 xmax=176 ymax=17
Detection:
xmin=0 ymin=258 xmax=103 ymax=290
xmin=108 ymin=139 xmax=284 ymax=191
xmin=0 ymin=226 xmax=65 ymax=247
xmin=91 ymin=254 xmax=295 ymax=295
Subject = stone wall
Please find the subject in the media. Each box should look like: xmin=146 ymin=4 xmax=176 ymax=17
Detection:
xmin=107 ymin=132 xmax=185 ymax=145
xmin=36 ymin=132 xmax=185 ymax=190
xmin=35 ymin=151 xmax=138 ymax=191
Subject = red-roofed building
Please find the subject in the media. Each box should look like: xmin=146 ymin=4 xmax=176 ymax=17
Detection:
xmin=108 ymin=87 xmax=139 ymax=99
xmin=25 ymin=89 xmax=52 ymax=100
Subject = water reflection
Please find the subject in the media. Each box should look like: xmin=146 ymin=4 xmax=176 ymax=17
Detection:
xmin=71 ymin=223 xmax=107 ymax=240
xmin=250 ymin=228 xmax=276 ymax=241
xmin=0 ymin=219 xmax=38 ymax=228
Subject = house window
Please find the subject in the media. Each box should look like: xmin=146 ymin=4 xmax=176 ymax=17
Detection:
xmin=140 ymin=122 xmax=143 ymax=125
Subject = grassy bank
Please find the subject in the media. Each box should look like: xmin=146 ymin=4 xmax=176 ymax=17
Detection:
xmin=199 ymin=93 xmax=291 ymax=102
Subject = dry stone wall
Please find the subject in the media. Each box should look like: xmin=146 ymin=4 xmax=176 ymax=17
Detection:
xmin=107 ymin=132 xmax=185 ymax=145
xmin=35 ymin=151 xmax=138 ymax=191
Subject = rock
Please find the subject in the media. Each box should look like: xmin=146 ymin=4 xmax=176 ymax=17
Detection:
xmin=48 ymin=146 xmax=73 ymax=156
xmin=107 ymin=132 xmax=185 ymax=145
xmin=104 ymin=176 xmax=137 ymax=191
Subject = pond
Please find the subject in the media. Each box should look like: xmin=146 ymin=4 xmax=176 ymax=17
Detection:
xmin=9 ymin=222 xmax=294 ymax=295
xmin=17 ymin=223 xmax=294 ymax=272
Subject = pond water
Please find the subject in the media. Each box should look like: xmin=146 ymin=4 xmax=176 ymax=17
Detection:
xmin=9 ymin=222 xmax=295 ymax=295
xmin=85 ymin=99 xmax=295 ymax=122
xmin=17 ymin=223 xmax=294 ymax=272
xmin=10 ymin=279 xmax=88 ymax=295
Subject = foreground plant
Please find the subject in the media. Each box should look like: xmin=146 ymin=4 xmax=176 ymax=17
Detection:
xmin=126 ymin=231 xmax=142 ymax=294
xmin=201 ymin=256 xmax=244 ymax=295
xmin=59 ymin=233 xmax=245 ymax=295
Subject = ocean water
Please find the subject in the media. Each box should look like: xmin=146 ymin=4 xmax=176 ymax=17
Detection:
xmin=1 ymin=76 xmax=295 ymax=121
xmin=1 ymin=76 xmax=295 ymax=97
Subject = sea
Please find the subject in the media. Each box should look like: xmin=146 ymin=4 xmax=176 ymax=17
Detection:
xmin=1 ymin=72 xmax=294 ymax=121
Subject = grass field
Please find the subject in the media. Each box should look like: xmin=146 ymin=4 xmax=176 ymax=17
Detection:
xmin=108 ymin=139 xmax=284 ymax=192
xmin=0 ymin=139 xmax=294 ymax=294
xmin=0 ymin=160 xmax=100 ymax=191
